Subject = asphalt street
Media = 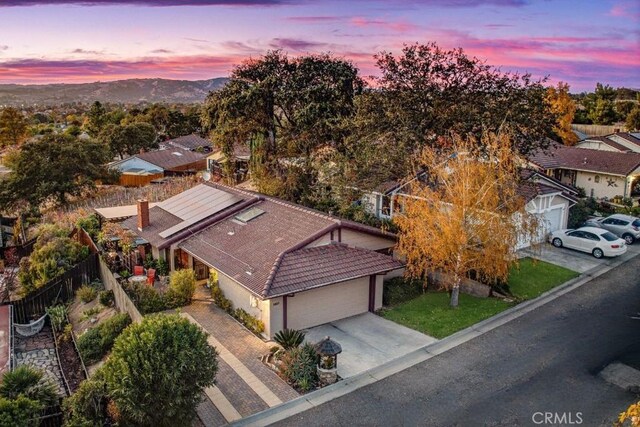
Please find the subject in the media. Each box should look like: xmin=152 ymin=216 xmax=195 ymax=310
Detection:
xmin=276 ymin=255 xmax=640 ymax=427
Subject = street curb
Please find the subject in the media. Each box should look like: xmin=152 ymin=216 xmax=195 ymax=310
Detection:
xmin=231 ymin=252 xmax=638 ymax=427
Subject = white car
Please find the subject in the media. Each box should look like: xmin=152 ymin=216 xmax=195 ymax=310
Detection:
xmin=549 ymin=226 xmax=627 ymax=259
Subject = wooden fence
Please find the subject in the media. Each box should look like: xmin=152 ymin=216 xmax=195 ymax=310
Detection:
xmin=9 ymin=254 xmax=100 ymax=324
xmin=98 ymin=256 xmax=143 ymax=323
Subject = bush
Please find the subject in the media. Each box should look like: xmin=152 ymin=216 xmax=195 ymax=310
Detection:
xmin=63 ymin=377 xmax=109 ymax=427
xmin=121 ymin=282 xmax=168 ymax=314
xmin=0 ymin=395 xmax=44 ymax=427
xmin=166 ymin=269 xmax=196 ymax=307
xmin=98 ymin=290 xmax=114 ymax=307
xmin=279 ymin=343 xmax=318 ymax=392
xmin=233 ymin=308 xmax=265 ymax=335
xmin=77 ymin=285 xmax=97 ymax=303
xmin=383 ymin=277 xmax=424 ymax=306
xmin=210 ymin=282 xmax=233 ymax=314
xmin=46 ymin=305 xmax=67 ymax=333
xmin=274 ymin=329 xmax=306 ymax=350
xmin=143 ymin=253 xmax=157 ymax=270
xmin=101 ymin=314 xmax=217 ymax=425
xmin=0 ymin=365 xmax=58 ymax=407
xmin=77 ymin=313 xmax=131 ymax=364
xmin=155 ymin=258 xmax=169 ymax=276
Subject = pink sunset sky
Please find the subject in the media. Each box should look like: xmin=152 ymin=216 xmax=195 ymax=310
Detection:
xmin=0 ymin=0 xmax=638 ymax=92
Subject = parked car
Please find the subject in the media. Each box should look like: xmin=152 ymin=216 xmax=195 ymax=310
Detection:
xmin=549 ymin=226 xmax=627 ymax=259
xmin=583 ymin=213 xmax=640 ymax=245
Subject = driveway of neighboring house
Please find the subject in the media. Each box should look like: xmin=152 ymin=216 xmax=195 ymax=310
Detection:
xmin=181 ymin=301 xmax=299 ymax=427
xmin=520 ymin=241 xmax=640 ymax=273
xmin=303 ymin=313 xmax=437 ymax=379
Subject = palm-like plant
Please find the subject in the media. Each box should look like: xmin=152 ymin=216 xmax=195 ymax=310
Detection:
xmin=0 ymin=365 xmax=59 ymax=407
xmin=274 ymin=329 xmax=306 ymax=350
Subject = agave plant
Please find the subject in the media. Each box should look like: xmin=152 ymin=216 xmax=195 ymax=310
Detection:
xmin=46 ymin=305 xmax=68 ymax=333
xmin=274 ymin=328 xmax=306 ymax=350
xmin=0 ymin=365 xmax=59 ymax=407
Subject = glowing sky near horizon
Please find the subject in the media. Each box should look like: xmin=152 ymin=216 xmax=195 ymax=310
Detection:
xmin=0 ymin=0 xmax=638 ymax=91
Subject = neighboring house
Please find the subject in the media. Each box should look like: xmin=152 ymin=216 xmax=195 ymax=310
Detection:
xmin=110 ymin=148 xmax=207 ymax=186
xmin=576 ymin=132 xmax=640 ymax=153
xmin=529 ymin=144 xmax=640 ymax=200
xmin=122 ymin=183 xmax=402 ymax=337
xmin=362 ymin=169 xmax=578 ymax=249
xmin=163 ymin=134 xmax=213 ymax=153
xmin=207 ymin=144 xmax=251 ymax=183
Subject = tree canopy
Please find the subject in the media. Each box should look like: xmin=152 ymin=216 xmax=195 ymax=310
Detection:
xmin=98 ymin=122 xmax=157 ymax=159
xmin=0 ymin=133 xmax=113 ymax=210
xmin=546 ymin=82 xmax=577 ymax=145
xmin=0 ymin=107 xmax=28 ymax=147
xmin=395 ymin=133 xmax=538 ymax=307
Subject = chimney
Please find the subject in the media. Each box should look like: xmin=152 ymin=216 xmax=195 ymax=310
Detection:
xmin=137 ymin=199 xmax=149 ymax=231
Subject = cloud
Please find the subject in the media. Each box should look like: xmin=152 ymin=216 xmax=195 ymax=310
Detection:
xmin=70 ymin=48 xmax=102 ymax=54
xmin=608 ymin=2 xmax=640 ymax=20
xmin=150 ymin=49 xmax=173 ymax=54
xmin=285 ymin=16 xmax=344 ymax=23
xmin=349 ymin=16 xmax=418 ymax=32
xmin=184 ymin=37 xmax=209 ymax=43
xmin=0 ymin=0 xmax=289 ymax=6
xmin=0 ymin=46 xmax=8 ymax=51
xmin=268 ymin=38 xmax=326 ymax=51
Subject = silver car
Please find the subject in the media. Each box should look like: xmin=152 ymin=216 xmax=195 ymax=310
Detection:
xmin=585 ymin=214 xmax=640 ymax=245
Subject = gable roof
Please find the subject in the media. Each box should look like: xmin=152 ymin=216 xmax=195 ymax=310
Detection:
xmin=165 ymin=134 xmax=212 ymax=151
xmin=529 ymin=144 xmax=640 ymax=177
xmin=267 ymin=244 xmax=403 ymax=298
xmin=134 ymin=148 xmax=206 ymax=170
xmin=580 ymin=135 xmax=631 ymax=152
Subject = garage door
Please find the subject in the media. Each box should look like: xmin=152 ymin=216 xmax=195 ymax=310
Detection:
xmin=287 ymin=278 xmax=370 ymax=330
xmin=534 ymin=207 xmax=564 ymax=244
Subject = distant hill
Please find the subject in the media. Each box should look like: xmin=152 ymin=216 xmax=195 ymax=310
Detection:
xmin=0 ymin=78 xmax=229 ymax=107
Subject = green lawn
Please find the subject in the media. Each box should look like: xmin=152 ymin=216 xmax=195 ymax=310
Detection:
xmin=382 ymin=258 xmax=579 ymax=339
xmin=381 ymin=292 xmax=511 ymax=339
xmin=508 ymin=257 xmax=579 ymax=300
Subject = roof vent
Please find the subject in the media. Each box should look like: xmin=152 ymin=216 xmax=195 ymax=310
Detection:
xmin=172 ymin=152 xmax=183 ymax=156
xmin=234 ymin=207 xmax=265 ymax=223
xmin=583 ymin=157 xmax=587 ymax=164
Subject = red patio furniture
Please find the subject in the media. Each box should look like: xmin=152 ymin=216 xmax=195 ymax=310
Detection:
xmin=147 ymin=268 xmax=156 ymax=286
xmin=133 ymin=265 xmax=144 ymax=276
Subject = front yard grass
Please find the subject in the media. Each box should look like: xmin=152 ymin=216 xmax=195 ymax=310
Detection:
xmin=382 ymin=258 xmax=579 ymax=339
xmin=508 ymin=257 xmax=579 ymax=300
xmin=381 ymin=292 xmax=511 ymax=339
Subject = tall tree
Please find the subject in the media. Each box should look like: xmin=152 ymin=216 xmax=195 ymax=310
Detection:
xmin=99 ymin=122 xmax=157 ymax=159
xmin=340 ymin=42 xmax=557 ymax=189
xmin=0 ymin=107 xmax=28 ymax=147
xmin=0 ymin=134 xmax=112 ymax=209
xmin=627 ymin=106 xmax=640 ymax=131
xmin=86 ymin=101 xmax=107 ymax=137
xmin=546 ymin=82 xmax=578 ymax=145
xmin=203 ymin=51 xmax=363 ymax=198
xmin=395 ymin=133 xmax=538 ymax=307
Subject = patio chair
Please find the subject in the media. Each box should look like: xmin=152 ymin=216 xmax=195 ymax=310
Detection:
xmin=147 ymin=268 xmax=156 ymax=286
xmin=134 ymin=265 xmax=144 ymax=276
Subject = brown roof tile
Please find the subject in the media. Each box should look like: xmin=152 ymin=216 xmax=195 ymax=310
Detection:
xmin=529 ymin=145 xmax=640 ymax=176
xmin=267 ymin=244 xmax=403 ymax=297
xmin=122 ymin=206 xmax=182 ymax=248
xmin=165 ymin=134 xmax=213 ymax=151
xmin=135 ymin=148 xmax=206 ymax=170
xmin=582 ymin=136 xmax=630 ymax=152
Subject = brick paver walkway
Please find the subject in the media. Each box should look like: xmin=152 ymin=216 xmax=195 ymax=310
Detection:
xmin=183 ymin=302 xmax=299 ymax=425
xmin=14 ymin=326 xmax=66 ymax=396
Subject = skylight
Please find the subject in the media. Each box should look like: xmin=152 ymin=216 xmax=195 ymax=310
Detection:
xmin=234 ymin=207 xmax=265 ymax=223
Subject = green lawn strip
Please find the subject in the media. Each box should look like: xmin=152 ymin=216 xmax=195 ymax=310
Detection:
xmin=381 ymin=292 xmax=511 ymax=339
xmin=508 ymin=257 xmax=579 ymax=300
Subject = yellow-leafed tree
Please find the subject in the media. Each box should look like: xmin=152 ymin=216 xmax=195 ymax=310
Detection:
xmin=546 ymin=82 xmax=578 ymax=145
xmin=395 ymin=133 xmax=539 ymax=307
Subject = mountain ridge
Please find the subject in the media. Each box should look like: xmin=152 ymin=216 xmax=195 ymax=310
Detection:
xmin=0 ymin=77 xmax=229 ymax=106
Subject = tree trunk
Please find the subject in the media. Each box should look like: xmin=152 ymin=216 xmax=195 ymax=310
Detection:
xmin=450 ymin=284 xmax=460 ymax=308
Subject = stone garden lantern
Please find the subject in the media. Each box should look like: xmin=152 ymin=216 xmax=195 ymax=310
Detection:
xmin=315 ymin=336 xmax=342 ymax=385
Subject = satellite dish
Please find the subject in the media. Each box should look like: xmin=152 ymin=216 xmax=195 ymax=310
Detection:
xmin=202 ymin=171 xmax=212 ymax=181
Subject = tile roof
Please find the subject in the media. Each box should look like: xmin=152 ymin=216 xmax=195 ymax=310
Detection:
xmin=581 ymin=136 xmax=630 ymax=152
xmin=612 ymin=132 xmax=640 ymax=148
xmin=122 ymin=206 xmax=182 ymax=248
xmin=267 ymin=244 xmax=403 ymax=297
xmin=135 ymin=148 xmax=206 ymax=170
xmin=165 ymin=134 xmax=213 ymax=151
xmin=529 ymin=145 xmax=640 ymax=176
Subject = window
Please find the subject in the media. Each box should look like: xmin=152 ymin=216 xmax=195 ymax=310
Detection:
xmin=594 ymin=175 xmax=600 ymax=183
xmin=602 ymin=232 xmax=618 ymax=242
xmin=568 ymin=231 xmax=584 ymax=238
xmin=234 ymin=207 xmax=265 ymax=223
xmin=583 ymin=232 xmax=599 ymax=241
xmin=633 ymin=219 xmax=640 ymax=228
xmin=603 ymin=218 xmax=615 ymax=225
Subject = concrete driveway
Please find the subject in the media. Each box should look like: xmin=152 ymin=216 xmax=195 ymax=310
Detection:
xmin=303 ymin=313 xmax=436 ymax=379
xmin=519 ymin=241 xmax=640 ymax=273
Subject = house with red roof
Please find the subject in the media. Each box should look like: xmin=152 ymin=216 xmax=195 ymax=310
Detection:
xmin=123 ymin=183 xmax=402 ymax=338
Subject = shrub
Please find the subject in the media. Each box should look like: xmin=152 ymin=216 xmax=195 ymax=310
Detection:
xmin=0 ymin=395 xmax=44 ymax=427
xmin=166 ymin=269 xmax=196 ymax=307
xmin=155 ymin=258 xmax=169 ymax=276
xmin=279 ymin=343 xmax=318 ymax=392
xmin=98 ymin=290 xmax=114 ymax=307
xmin=274 ymin=329 xmax=306 ymax=350
xmin=101 ymin=314 xmax=217 ymax=425
xmin=383 ymin=277 xmax=424 ymax=306
xmin=63 ymin=377 xmax=109 ymax=427
xmin=46 ymin=305 xmax=67 ymax=333
xmin=143 ymin=253 xmax=157 ymax=270
xmin=0 ymin=365 xmax=58 ymax=408
xmin=233 ymin=308 xmax=265 ymax=335
xmin=77 ymin=285 xmax=97 ymax=303
xmin=77 ymin=313 xmax=131 ymax=364
xmin=128 ymin=284 xmax=168 ymax=314
xmin=210 ymin=282 xmax=233 ymax=314
xmin=82 ymin=306 xmax=102 ymax=320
